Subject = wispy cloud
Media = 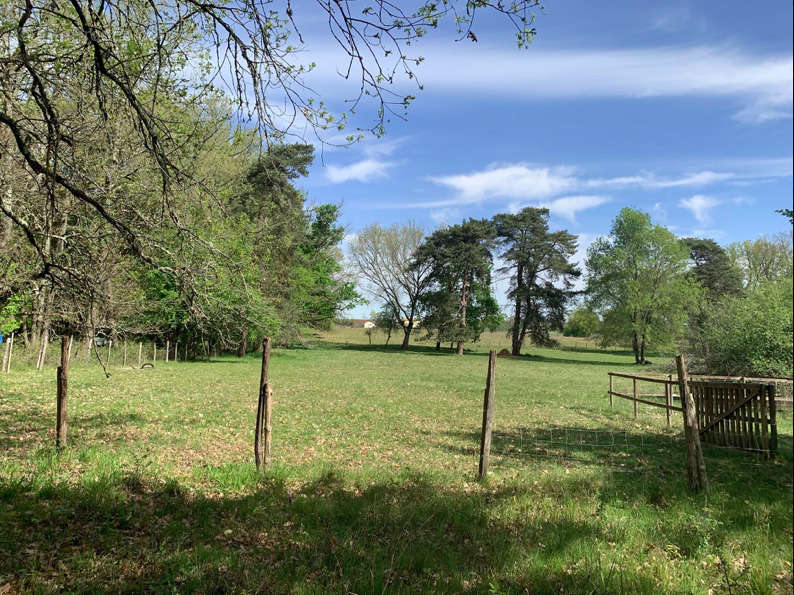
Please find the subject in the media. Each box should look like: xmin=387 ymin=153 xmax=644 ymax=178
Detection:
xmin=420 ymin=163 xmax=752 ymax=210
xmin=429 ymin=207 xmax=462 ymax=225
xmin=430 ymin=165 xmax=577 ymax=203
xmin=679 ymin=194 xmax=720 ymax=224
xmin=309 ymin=44 xmax=793 ymax=124
xmin=538 ymin=195 xmax=611 ymax=222
xmin=326 ymin=158 xmax=395 ymax=183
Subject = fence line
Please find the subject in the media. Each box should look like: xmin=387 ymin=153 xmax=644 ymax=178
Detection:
xmin=607 ymin=372 xmax=788 ymax=459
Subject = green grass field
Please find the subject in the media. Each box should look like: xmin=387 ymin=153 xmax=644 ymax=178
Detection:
xmin=1 ymin=329 xmax=792 ymax=593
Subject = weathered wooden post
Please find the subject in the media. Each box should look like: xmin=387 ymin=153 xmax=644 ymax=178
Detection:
xmin=166 ymin=340 xmax=170 ymax=363
xmin=174 ymin=341 xmax=179 ymax=362
xmin=153 ymin=343 xmax=157 ymax=365
xmin=675 ymin=354 xmax=707 ymax=493
xmin=137 ymin=341 xmax=142 ymax=367
xmin=665 ymin=374 xmax=672 ymax=427
xmin=632 ymin=377 xmax=638 ymax=419
xmin=2 ymin=331 xmax=13 ymax=373
xmin=478 ymin=350 xmax=497 ymax=480
xmin=255 ymin=337 xmax=273 ymax=469
xmin=107 ymin=339 xmax=112 ymax=366
xmin=123 ymin=339 xmax=128 ymax=367
xmin=608 ymin=374 xmax=613 ymax=407
xmin=56 ymin=335 xmax=71 ymax=451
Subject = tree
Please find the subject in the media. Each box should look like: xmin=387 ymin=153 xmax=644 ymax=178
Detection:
xmin=414 ymin=219 xmax=497 ymax=355
xmin=696 ymin=279 xmax=793 ymax=377
xmin=349 ymin=223 xmax=432 ymax=350
xmin=236 ymin=146 xmax=359 ymax=348
xmin=373 ymin=305 xmax=400 ymax=345
xmin=727 ymin=234 xmax=793 ymax=289
xmin=682 ymin=238 xmax=743 ymax=298
xmin=494 ymin=208 xmax=579 ymax=354
xmin=563 ymin=308 xmax=600 ymax=337
xmin=1 ymin=0 xmax=542 ymax=297
xmin=586 ymin=208 xmax=701 ymax=364
xmin=777 ymin=208 xmax=794 ymax=225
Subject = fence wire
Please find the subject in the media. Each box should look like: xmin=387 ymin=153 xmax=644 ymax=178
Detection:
xmin=489 ymin=426 xmax=777 ymax=473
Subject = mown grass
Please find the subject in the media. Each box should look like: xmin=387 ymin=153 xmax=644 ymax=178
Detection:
xmin=0 ymin=329 xmax=791 ymax=593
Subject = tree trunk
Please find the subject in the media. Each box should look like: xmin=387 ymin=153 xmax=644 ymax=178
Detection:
xmin=639 ymin=335 xmax=646 ymax=364
xmin=56 ymin=335 xmax=71 ymax=450
xmin=457 ymin=274 xmax=469 ymax=356
xmin=511 ymin=262 xmax=524 ymax=356
xmin=237 ymin=329 xmax=247 ymax=358
xmin=632 ymin=331 xmax=640 ymax=364
xmin=435 ymin=339 xmax=441 ymax=351
xmin=400 ymin=323 xmax=413 ymax=350
xmin=1 ymin=335 xmax=10 ymax=372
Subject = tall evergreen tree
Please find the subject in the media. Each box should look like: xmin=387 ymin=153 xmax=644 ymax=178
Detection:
xmin=494 ymin=208 xmax=579 ymax=355
xmin=682 ymin=238 xmax=743 ymax=298
xmin=414 ymin=219 xmax=497 ymax=355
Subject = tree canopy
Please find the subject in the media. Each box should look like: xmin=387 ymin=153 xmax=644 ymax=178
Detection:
xmin=494 ymin=207 xmax=579 ymax=354
xmin=586 ymin=208 xmax=701 ymax=364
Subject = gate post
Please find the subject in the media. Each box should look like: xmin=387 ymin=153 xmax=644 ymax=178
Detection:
xmin=676 ymin=354 xmax=707 ymax=493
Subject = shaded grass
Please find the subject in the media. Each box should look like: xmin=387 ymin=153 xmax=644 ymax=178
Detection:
xmin=0 ymin=330 xmax=792 ymax=593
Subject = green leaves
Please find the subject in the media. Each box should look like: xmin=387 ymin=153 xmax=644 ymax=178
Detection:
xmin=586 ymin=208 xmax=699 ymax=361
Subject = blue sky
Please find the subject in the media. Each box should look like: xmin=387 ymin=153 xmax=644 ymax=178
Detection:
xmin=279 ymin=1 xmax=793 ymax=316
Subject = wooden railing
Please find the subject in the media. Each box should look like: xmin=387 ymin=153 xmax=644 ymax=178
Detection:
xmin=607 ymin=372 xmax=789 ymax=458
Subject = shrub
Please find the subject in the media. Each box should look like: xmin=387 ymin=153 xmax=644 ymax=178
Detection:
xmin=698 ymin=279 xmax=793 ymax=377
xmin=563 ymin=308 xmax=600 ymax=337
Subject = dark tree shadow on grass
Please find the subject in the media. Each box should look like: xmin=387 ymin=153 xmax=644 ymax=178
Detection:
xmin=325 ymin=342 xmax=638 ymax=368
xmin=0 ymin=407 xmax=146 ymax=451
xmin=435 ymin=424 xmax=793 ymax=529
xmin=0 ymin=468 xmax=673 ymax=594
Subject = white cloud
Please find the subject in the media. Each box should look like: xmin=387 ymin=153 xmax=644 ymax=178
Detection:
xmin=429 ymin=207 xmax=462 ymax=225
xmin=585 ymin=170 xmax=734 ymax=189
xmin=419 ymin=163 xmax=751 ymax=210
xmin=308 ymin=43 xmax=793 ymax=124
xmin=507 ymin=194 xmax=610 ymax=222
xmin=679 ymin=195 xmax=720 ymax=224
xmin=429 ymin=164 xmax=577 ymax=203
xmin=325 ymin=159 xmax=395 ymax=183
xmin=506 ymin=195 xmax=609 ymax=222
xmin=542 ymin=196 xmax=611 ymax=222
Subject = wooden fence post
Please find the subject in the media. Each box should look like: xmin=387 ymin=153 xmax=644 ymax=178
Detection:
xmin=174 ymin=341 xmax=179 ymax=362
xmin=56 ymin=335 xmax=71 ymax=451
xmin=478 ymin=350 xmax=497 ymax=480
xmin=608 ymin=374 xmax=613 ymax=407
xmin=768 ymin=384 xmax=778 ymax=459
xmin=107 ymin=340 xmax=112 ymax=366
xmin=675 ymin=354 xmax=708 ymax=493
xmin=153 ymin=343 xmax=157 ymax=365
xmin=123 ymin=339 xmax=128 ymax=367
xmin=166 ymin=340 xmax=170 ymax=363
xmin=632 ymin=377 xmax=638 ymax=419
xmin=137 ymin=341 xmax=142 ymax=367
xmin=255 ymin=337 xmax=272 ymax=469
xmin=666 ymin=374 xmax=672 ymax=427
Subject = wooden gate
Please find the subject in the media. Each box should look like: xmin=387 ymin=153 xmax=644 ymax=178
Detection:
xmin=607 ymin=372 xmax=783 ymax=459
xmin=689 ymin=379 xmax=777 ymax=458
